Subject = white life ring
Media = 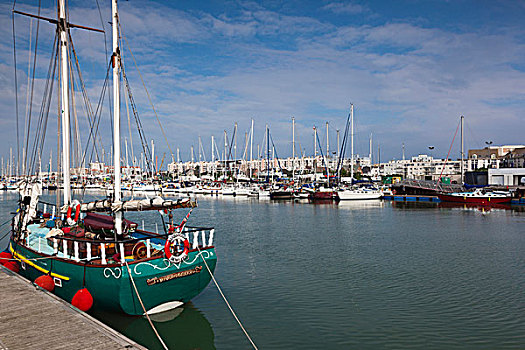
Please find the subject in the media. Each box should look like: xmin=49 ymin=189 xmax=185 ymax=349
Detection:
xmin=164 ymin=233 xmax=190 ymax=263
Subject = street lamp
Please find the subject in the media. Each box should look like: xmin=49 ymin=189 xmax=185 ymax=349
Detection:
xmin=485 ymin=141 xmax=493 ymax=147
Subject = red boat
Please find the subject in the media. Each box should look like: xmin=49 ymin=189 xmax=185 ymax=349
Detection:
xmin=309 ymin=188 xmax=335 ymax=200
xmin=437 ymin=189 xmax=512 ymax=205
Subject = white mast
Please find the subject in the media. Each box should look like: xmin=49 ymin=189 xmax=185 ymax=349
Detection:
xmin=151 ymin=140 xmax=155 ymax=174
xmin=326 ymin=121 xmax=329 ymax=158
xmin=313 ymin=127 xmax=317 ymax=177
xmin=112 ymin=0 xmax=122 ymax=235
xmin=249 ymin=119 xmax=254 ymax=180
xmin=211 ymin=136 xmax=215 ymax=179
xmin=59 ymin=0 xmax=71 ymax=206
xmin=292 ymin=117 xmax=295 ymax=180
xmin=350 ymin=104 xmax=354 ymax=182
xmin=369 ymin=133 xmax=372 ymax=165
xmin=460 ymin=115 xmax=464 ymax=184
xmin=326 ymin=121 xmax=329 ymax=178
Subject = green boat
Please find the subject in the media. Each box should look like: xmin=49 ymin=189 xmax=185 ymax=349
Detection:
xmin=10 ymin=193 xmax=217 ymax=315
xmin=7 ymin=0 xmax=217 ymax=316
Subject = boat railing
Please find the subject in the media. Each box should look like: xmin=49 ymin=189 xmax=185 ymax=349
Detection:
xmin=24 ymin=202 xmax=215 ymax=265
xmin=24 ymin=225 xmax=215 ymax=265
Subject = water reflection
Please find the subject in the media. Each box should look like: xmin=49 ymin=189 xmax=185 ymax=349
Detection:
xmin=336 ymin=199 xmax=384 ymax=210
xmin=391 ymin=200 xmax=525 ymax=213
xmin=90 ymin=302 xmax=215 ymax=350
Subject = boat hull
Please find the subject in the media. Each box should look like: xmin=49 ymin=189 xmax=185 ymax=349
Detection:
xmin=437 ymin=194 xmax=511 ymax=205
xmin=270 ymin=191 xmax=293 ymax=200
xmin=9 ymin=239 xmax=216 ymax=315
xmin=337 ymin=190 xmax=382 ymax=200
xmin=309 ymin=191 xmax=334 ymax=200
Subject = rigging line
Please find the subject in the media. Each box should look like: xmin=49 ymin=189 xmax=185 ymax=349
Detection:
xmin=94 ymin=0 xmax=109 ymax=73
xmin=123 ymin=261 xmax=169 ymax=350
xmin=315 ymin=127 xmax=329 ymax=172
xmin=119 ymin=35 xmax=135 ymax=168
xmin=120 ymin=64 xmax=155 ymax=176
xmin=227 ymin=125 xmax=236 ymax=161
xmin=335 ymin=111 xmax=351 ymax=179
xmin=269 ymin=133 xmax=284 ymax=171
xmin=85 ymin=64 xmax=111 ymax=174
xmin=28 ymin=30 xmax=58 ymax=175
xmin=24 ymin=0 xmax=42 ymax=175
xmin=438 ymin=119 xmax=461 ymax=181
xmin=12 ymin=8 xmax=20 ymax=176
xmin=69 ymin=34 xmax=107 ymax=166
xmin=119 ymin=22 xmax=175 ymax=162
xmin=124 ymin=76 xmax=135 ymax=167
xmin=196 ymin=245 xmax=259 ymax=350
xmin=23 ymin=18 xmax=33 ymax=174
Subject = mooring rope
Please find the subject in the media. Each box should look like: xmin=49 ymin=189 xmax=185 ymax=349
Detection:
xmin=123 ymin=260 xmax=169 ymax=350
xmin=197 ymin=246 xmax=259 ymax=350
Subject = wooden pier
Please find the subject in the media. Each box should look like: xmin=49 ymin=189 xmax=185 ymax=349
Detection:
xmin=0 ymin=266 xmax=146 ymax=350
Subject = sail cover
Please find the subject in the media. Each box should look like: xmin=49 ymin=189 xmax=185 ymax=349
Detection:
xmin=84 ymin=212 xmax=137 ymax=231
xmin=61 ymin=197 xmax=196 ymax=213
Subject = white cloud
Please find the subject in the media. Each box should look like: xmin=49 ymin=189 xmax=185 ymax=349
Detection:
xmin=322 ymin=2 xmax=368 ymax=15
xmin=0 ymin=1 xmax=523 ymax=164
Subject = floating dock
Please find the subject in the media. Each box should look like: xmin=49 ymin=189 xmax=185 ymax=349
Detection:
xmin=382 ymin=194 xmax=441 ymax=202
xmin=0 ymin=265 xmax=146 ymax=350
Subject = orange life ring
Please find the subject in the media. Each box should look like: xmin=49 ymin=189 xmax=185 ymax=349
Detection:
xmin=164 ymin=234 xmax=190 ymax=263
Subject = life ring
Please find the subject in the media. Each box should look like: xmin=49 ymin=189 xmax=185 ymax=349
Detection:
xmin=66 ymin=200 xmax=81 ymax=225
xmin=74 ymin=204 xmax=81 ymax=222
xmin=164 ymin=234 xmax=190 ymax=263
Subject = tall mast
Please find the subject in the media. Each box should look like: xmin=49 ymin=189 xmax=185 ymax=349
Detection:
xmin=326 ymin=121 xmax=329 ymax=181
xmin=326 ymin=121 xmax=329 ymax=159
xmin=211 ymin=136 xmax=215 ymax=179
xmin=460 ymin=115 xmax=464 ymax=184
xmin=369 ymin=133 xmax=372 ymax=165
xmin=266 ymin=124 xmax=269 ymax=183
xmin=249 ymin=119 xmax=254 ymax=180
xmin=292 ymin=117 xmax=295 ymax=180
xmin=223 ymin=130 xmax=227 ymax=179
xmin=313 ymin=127 xmax=317 ymax=178
xmin=112 ymin=0 xmax=122 ymax=235
xmin=350 ymin=104 xmax=354 ymax=182
xmin=59 ymin=0 xmax=71 ymax=206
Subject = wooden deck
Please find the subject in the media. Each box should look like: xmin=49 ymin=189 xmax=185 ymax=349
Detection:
xmin=0 ymin=265 xmax=146 ymax=350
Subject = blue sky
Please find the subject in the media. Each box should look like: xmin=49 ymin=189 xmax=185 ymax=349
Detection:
xmin=0 ymin=0 xmax=524 ymax=171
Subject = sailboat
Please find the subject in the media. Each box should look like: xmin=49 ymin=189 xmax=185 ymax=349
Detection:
xmin=336 ymin=104 xmax=381 ymax=200
xmin=5 ymin=0 xmax=217 ymax=316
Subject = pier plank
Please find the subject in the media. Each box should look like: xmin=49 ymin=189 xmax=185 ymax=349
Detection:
xmin=0 ymin=266 xmax=146 ymax=350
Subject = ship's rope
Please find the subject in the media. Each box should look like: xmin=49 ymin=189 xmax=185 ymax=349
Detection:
xmin=196 ymin=246 xmax=259 ymax=350
xmin=119 ymin=23 xmax=175 ymax=166
xmin=438 ymin=119 xmax=461 ymax=182
xmin=123 ymin=260 xmax=169 ymax=350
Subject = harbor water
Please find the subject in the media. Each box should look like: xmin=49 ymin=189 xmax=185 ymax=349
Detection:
xmin=1 ymin=191 xmax=524 ymax=349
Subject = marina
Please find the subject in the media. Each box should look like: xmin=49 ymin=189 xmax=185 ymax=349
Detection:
xmin=0 ymin=0 xmax=524 ymax=349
